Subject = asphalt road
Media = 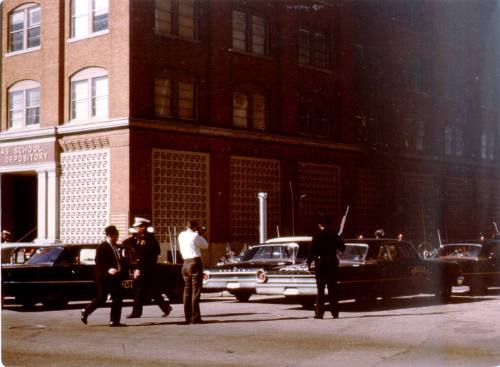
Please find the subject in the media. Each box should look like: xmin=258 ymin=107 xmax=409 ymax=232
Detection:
xmin=2 ymin=288 xmax=500 ymax=367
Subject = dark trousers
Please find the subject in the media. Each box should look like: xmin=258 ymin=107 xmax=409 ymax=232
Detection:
xmin=131 ymin=273 xmax=170 ymax=316
xmin=182 ymin=258 xmax=203 ymax=323
xmin=315 ymin=264 xmax=339 ymax=318
xmin=84 ymin=277 xmax=123 ymax=323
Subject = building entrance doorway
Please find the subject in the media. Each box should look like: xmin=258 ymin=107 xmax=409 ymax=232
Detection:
xmin=1 ymin=173 xmax=37 ymax=242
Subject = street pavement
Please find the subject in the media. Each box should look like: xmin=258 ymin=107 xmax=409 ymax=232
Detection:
xmin=2 ymin=288 xmax=500 ymax=367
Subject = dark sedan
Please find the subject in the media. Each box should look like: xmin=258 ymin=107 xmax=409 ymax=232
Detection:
xmin=434 ymin=240 xmax=500 ymax=294
xmin=256 ymin=238 xmax=463 ymax=308
xmin=1 ymin=243 xmax=183 ymax=308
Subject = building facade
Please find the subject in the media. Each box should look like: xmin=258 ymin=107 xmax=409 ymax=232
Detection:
xmin=1 ymin=0 xmax=499 ymax=264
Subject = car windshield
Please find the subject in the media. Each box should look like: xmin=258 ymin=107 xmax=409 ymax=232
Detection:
xmin=26 ymin=247 xmax=64 ymax=264
xmin=242 ymin=243 xmax=309 ymax=261
xmin=342 ymin=243 xmax=368 ymax=261
xmin=437 ymin=244 xmax=482 ymax=258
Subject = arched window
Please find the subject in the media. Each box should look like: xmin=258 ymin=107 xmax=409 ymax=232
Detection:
xmin=70 ymin=68 xmax=108 ymax=121
xmin=8 ymin=3 xmax=41 ymax=52
xmin=8 ymin=80 xmax=40 ymax=129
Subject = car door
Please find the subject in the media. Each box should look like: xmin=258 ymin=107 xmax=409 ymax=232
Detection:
xmin=70 ymin=246 xmax=98 ymax=300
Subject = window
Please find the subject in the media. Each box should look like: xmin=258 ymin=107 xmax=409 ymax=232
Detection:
xmin=232 ymin=10 xmax=267 ymax=55
xmin=70 ymin=68 xmax=108 ymax=121
xmin=444 ymin=126 xmax=464 ymax=156
xmin=403 ymin=119 xmax=425 ymax=151
xmin=232 ymin=91 xmax=267 ymax=130
xmin=404 ymin=58 xmax=427 ymax=93
xmin=155 ymin=77 xmax=197 ymax=120
xmin=443 ymin=70 xmax=465 ymax=103
xmin=8 ymin=4 xmax=41 ymax=52
xmin=481 ymin=133 xmax=495 ymax=160
xmin=8 ymin=81 xmax=40 ymax=129
xmin=299 ymin=29 xmax=328 ymax=69
xmin=155 ymin=0 xmax=198 ymax=39
xmin=71 ymin=0 xmax=109 ymax=39
xmin=299 ymin=98 xmax=329 ymax=137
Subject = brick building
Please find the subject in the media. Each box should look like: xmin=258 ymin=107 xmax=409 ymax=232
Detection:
xmin=1 ymin=0 xmax=499 ymax=264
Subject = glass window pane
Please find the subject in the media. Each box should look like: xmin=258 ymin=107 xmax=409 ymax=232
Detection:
xmin=26 ymin=107 xmax=40 ymax=125
xmin=9 ymin=110 xmax=24 ymax=129
xmin=233 ymin=11 xmax=246 ymax=50
xmin=93 ymin=0 xmax=109 ymax=32
xmin=93 ymin=13 xmax=108 ymax=32
xmin=299 ymin=30 xmax=311 ymax=65
xmin=10 ymin=11 xmax=25 ymax=32
xmin=178 ymin=82 xmax=195 ymax=119
xmin=233 ymin=92 xmax=248 ymax=127
xmin=155 ymin=78 xmax=172 ymax=117
xmin=9 ymin=91 xmax=24 ymax=110
xmin=26 ymin=88 xmax=40 ymax=107
xmin=252 ymin=93 xmax=266 ymax=131
xmin=156 ymin=0 xmax=172 ymax=34
xmin=28 ymin=27 xmax=41 ymax=48
xmin=73 ymin=0 xmax=90 ymax=16
xmin=179 ymin=16 xmax=195 ymax=38
xmin=73 ymin=15 xmax=89 ymax=38
xmin=252 ymin=16 xmax=266 ymax=54
xmin=10 ymin=31 xmax=24 ymax=52
xmin=92 ymin=77 xmax=108 ymax=118
xmin=28 ymin=6 xmax=41 ymax=27
xmin=72 ymin=80 xmax=89 ymax=119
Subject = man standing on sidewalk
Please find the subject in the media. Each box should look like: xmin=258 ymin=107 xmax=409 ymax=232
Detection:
xmin=178 ymin=220 xmax=208 ymax=324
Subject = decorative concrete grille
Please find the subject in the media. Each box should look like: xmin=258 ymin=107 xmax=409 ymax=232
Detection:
xmin=152 ymin=149 xmax=209 ymax=250
xmin=230 ymin=156 xmax=280 ymax=244
xmin=297 ymin=163 xmax=340 ymax=234
xmin=60 ymin=149 xmax=109 ymax=243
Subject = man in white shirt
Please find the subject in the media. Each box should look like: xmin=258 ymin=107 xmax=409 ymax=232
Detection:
xmin=178 ymin=220 xmax=208 ymax=324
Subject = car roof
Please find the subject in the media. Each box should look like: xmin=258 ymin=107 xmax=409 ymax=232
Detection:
xmin=265 ymin=236 xmax=312 ymax=243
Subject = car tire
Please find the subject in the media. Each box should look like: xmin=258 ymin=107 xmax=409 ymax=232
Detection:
xmin=16 ymin=296 xmax=36 ymax=308
xmin=43 ymin=292 xmax=68 ymax=309
xmin=434 ymin=284 xmax=452 ymax=302
xmin=230 ymin=291 xmax=252 ymax=302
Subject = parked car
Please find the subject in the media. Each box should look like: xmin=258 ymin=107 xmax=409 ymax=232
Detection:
xmin=1 ymin=243 xmax=183 ymax=308
xmin=434 ymin=240 xmax=500 ymax=294
xmin=256 ymin=238 xmax=463 ymax=308
xmin=203 ymin=236 xmax=312 ymax=301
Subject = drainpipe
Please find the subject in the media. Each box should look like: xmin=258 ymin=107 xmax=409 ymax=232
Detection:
xmin=258 ymin=192 xmax=267 ymax=243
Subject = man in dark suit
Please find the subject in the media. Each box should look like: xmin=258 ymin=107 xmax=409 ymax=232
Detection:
xmin=81 ymin=225 xmax=126 ymax=327
xmin=307 ymin=214 xmax=346 ymax=319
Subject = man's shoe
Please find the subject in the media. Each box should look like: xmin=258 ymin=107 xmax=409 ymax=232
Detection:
xmin=80 ymin=309 xmax=88 ymax=325
xmin=161 ymin=305 xmax=172 ymax=317
xmin=191 ymin=318 xmax=204 ymax=324
xmin=109 ymin=322 xmax=127 ymax=327
xmin=332 ymin=313 xmax=339 ymax=319
xmin=126 ymin=313 xmax=141 ymax=319
xmin=314 ymin=313 xmax=324 ymax=319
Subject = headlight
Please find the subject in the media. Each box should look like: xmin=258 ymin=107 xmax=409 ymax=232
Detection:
xmin=457 ymin=275 xmax=464 ymax=286
xmin=256 ymin=270 xmax=267 ymax=283
xmin=203 ymin=271 xmax=210 ymax=282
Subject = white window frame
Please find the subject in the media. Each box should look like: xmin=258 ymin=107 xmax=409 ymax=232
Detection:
xmin=70 ymin=0 xmax=109 ymax=41
xmin=7 ymin=80 xmax=41 ymax=130
xmin=70 ymin=68 xmax=108 ymax=122
xmin=7 ymin=4 xmax=41 ymax=55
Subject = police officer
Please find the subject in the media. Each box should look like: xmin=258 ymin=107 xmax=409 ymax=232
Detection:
xmin=81 ymin=225 xmax=126 ymax=327
xmin=307 ymin=214 xmax=345 ymax=319
xmin=127 ymin=217 xmax=172 ymax=318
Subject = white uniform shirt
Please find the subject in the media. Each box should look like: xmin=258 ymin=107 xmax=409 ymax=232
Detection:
xmin=178 ymin=228 xmax=208 ymax=259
